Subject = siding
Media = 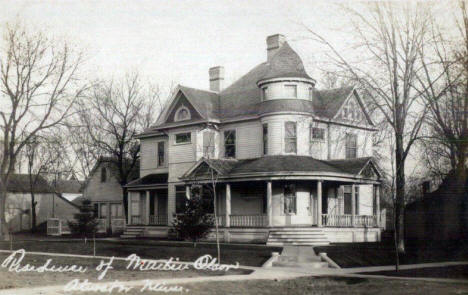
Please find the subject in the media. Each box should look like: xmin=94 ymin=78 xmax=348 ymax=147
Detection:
xmin=140 ymin=137 xmax=169 ymax=176
xmin=221 ymin=121 xmax=262 ymax=159
xmin=83 ymin=163 xmax=123 ymax=203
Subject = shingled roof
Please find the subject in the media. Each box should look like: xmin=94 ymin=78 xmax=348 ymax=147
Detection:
xmin=1 ymin=174 xmax=53 ymax=193
xmin=148 ymin=40 xmax=370 ymax=131
xmin=182 ymin=156 xmax=380 ymax=180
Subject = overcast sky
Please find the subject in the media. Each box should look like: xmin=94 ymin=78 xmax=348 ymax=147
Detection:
xmin=0 ymin=0 xmax=352 ymax=92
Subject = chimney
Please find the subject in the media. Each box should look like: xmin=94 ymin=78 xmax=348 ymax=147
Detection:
xmin=209 ymin=66 xmax=224 ymax=92
xmin=267 ymin=34 xmax=286 ymax=61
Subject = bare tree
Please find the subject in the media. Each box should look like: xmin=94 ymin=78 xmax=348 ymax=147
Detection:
xmin=416 ymin=1 xmax=468 ymax=189
xmin=306 ymin=3 xmax=434 ymax=261
xmin=72 ymin=72 xmax=162 ymax=220
xmin=0 ymin=23 xmax=85 ymax=240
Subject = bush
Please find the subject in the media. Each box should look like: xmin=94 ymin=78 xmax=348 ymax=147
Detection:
xmin=68 ymin=199 xmax=99 ymax=238
xmin=172 ymin=187 xmax=213 ymax=244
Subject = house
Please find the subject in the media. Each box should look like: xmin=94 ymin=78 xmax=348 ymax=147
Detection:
xmin=3 ymin=174 xmax=79 ymax=232
xmin=123 ymin=34 xmax=383 ymax=245
xmin=82 ymin=157 xmax=139 ymax=233
xmin=405 ymin=169 xmax=468 ymax=246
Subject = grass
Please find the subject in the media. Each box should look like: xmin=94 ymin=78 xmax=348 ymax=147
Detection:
xmin=315 ymin=241 xmax=468 ymax=268
xmin=0 ymin=252 xmax=251 ymax=290
xmin=70 ymin=276 xmax=468 ymax=295
xmin=0 ymin=238 xmax=280 ymax=267
xmin=361 ymin=265 xmax=468 ymax=279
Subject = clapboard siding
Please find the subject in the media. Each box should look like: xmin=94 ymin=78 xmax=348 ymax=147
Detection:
xmin=168 ymin=129 xmax=196 ymax=164
xmin=221 ymin=121 xmax=262 ymax=159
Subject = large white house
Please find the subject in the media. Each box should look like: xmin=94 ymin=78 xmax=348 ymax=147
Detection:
xmin=124 ymin=34 xmax=383 ymax=245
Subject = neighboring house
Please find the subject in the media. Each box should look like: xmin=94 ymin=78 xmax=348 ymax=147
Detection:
xmin=124 ymin=34 xmax=383 ymax=245
xmin=405 ymin=169 xmax=468 ymax=245
xmin=82 ymin=157 xmax=139 ymax=233
xmin=3 ymin=174 xmax=79 ymax=232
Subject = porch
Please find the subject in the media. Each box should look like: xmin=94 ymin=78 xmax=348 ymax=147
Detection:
xmin=127 ymin=180 xmax=382 ymax=229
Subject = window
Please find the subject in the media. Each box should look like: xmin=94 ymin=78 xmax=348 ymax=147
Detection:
xmin=344 ymin=186 xmax=352 ymax=214
xmin=311 ymin=127 xmax=325 ymax=141
xmin=175 ymin=107 xmax=190 ymax=121
xmin=100 ymin=167 xmax=107 ymax=183
xmin=224 ymin=130 xmax=236 ymax=158
xmin=309 ymin=87 xmax=313 ymax=100
xmin=345 ymin=133 xmax=357 ymax=159
xmin=285 ymin=85 xmax=297 ymax=98
xmin=355 ymin=186 xmax=360 ymax=215
xmin=263 ymin=124 xmax=268 ymax=155
xmin=111 ymin=203 xmax=123 ymax=218
xmin=262 ymin=87 xmax=269 ymax=101
xmin=284 ymin=122 xmax=297 ymax=153
xmin=203 ymin=131 xmax=215 ymax=158
xmin=175 ymin=132 xmax=191 ymax=144
xmin=100 ymin=203 xmax=107 ymax=218
xmin=158 ymin=141 xmax=165 ymax=166
xmin=284 ymin=184 xmax=297 ymax=214
xmin=175 ymin=186 xmax=187 ymax=214
xmin=93 ymin=203 xmax=99 ymax=217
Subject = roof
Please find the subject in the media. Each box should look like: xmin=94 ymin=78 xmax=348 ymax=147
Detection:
xmin=125 ymin=173 xmax=168 ymax=188
xmin=260 ymin=42 xmax=313 ymax=81
xmin=52 ymin=179 xmax=83 ymax=194
xmin=83 ymin=156 xmax=140 ymax=190
xmin=147 ymin=40 xmax=371 ymax=132
xmin=182 ymin=156 xmax=381 ymax=180
xmin=1 ymin=174 xmax=53 ymax=194
xmin=313 ymin=87 xmax=355 ymax=119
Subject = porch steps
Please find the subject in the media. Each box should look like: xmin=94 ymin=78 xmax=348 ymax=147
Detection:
xmin=120 ymin=226 xmax=145 ymax=239
xmin=272 ymin=246 xmax=329 ymax=268
xmin=267 ymin=228 xmax=330 ymax=246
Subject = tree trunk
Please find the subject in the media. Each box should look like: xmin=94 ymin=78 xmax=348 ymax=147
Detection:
xmin=395 ymin=136 xmax=406 ymax=255
xmin=31 ymin=194 xmax=37 ymax=233
xmin=0 ymin=188 xmax=10 ymax=241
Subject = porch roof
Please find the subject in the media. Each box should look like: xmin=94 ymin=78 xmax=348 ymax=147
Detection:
xmin=182 ymin=156 xmax=381 ymax=182
xmin=125 ymin=173 xmax=168 ymax=188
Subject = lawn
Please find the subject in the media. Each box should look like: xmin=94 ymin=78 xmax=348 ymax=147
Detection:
xmin=315 ymin=242 xmax=468 ymax=268
xmin=360 ymin=265 xmax=468 ymax=279
xmin=69 ymin=276 xmax=468 ymax=295
xmin=0 ymin=238 xmax=280 ymax=267
xmin=0 ymin=252 xmax=251 ymax=290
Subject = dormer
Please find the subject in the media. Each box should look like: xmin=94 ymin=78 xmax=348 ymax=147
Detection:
xmin=257 ymin=35 xmax=316 ymax=102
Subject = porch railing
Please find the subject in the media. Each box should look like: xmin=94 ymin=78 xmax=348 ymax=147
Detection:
xmin=149 ymin=215 xmax=168 ymax=226
xmin=230 ymin=215 xmax=267 ymax=227
xmin=355 ymin=215 xmax=377 ymax=227
xmin=322 ymin=214 xmax=378 ymax=227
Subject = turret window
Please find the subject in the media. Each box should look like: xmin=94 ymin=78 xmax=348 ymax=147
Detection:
xmin=284 ymin=85 xmax=297 ymax=98
xmin=284 ymin=122 xmax=297 ymax=154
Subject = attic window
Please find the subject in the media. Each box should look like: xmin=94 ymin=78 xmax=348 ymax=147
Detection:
xmin=100 ymin=167 xmax=107 ymax=183
xmin=175 ymin=106 xmax=191 ymax=122
xmin=285 ymin=85 xmax=297 ymax=98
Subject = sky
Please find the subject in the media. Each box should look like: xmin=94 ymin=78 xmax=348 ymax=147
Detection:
xmin=0 ymin=0 xmax=350 ymax=93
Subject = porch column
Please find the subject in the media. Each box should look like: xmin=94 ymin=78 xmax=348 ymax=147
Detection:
xmin=127 ymin=192 xmax=132 ymax=225
xmin=267 ymin=181 xmax=272 ymax=227
xmin=317 ymin=180 xmax=322 ymax=227
xmin=145 ymin=191 xmax=150 ymax=225
xmin=376 ymin=184 xmax=381 ymax=227
xmin=186 ymin=185 xmax=191 ymax=199
xmin=225 ymin=184 xmax=231 ymax=228
xmin=351 ymin=184 xmax=356 ymax=227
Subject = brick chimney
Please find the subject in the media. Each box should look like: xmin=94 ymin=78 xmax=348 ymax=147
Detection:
xmin=209 ymin=66 xmax=224 ymax=92
xmin=267 ymin=34 xmax=286 ymax=61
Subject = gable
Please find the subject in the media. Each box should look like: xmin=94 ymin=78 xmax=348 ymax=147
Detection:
xmin=360 ymin=161 xmax=380 ymax=180
xmin=336 ymin=92 xmax=370 ymax=125
xmin=165 ymin=92 xmax=202 ymax=124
